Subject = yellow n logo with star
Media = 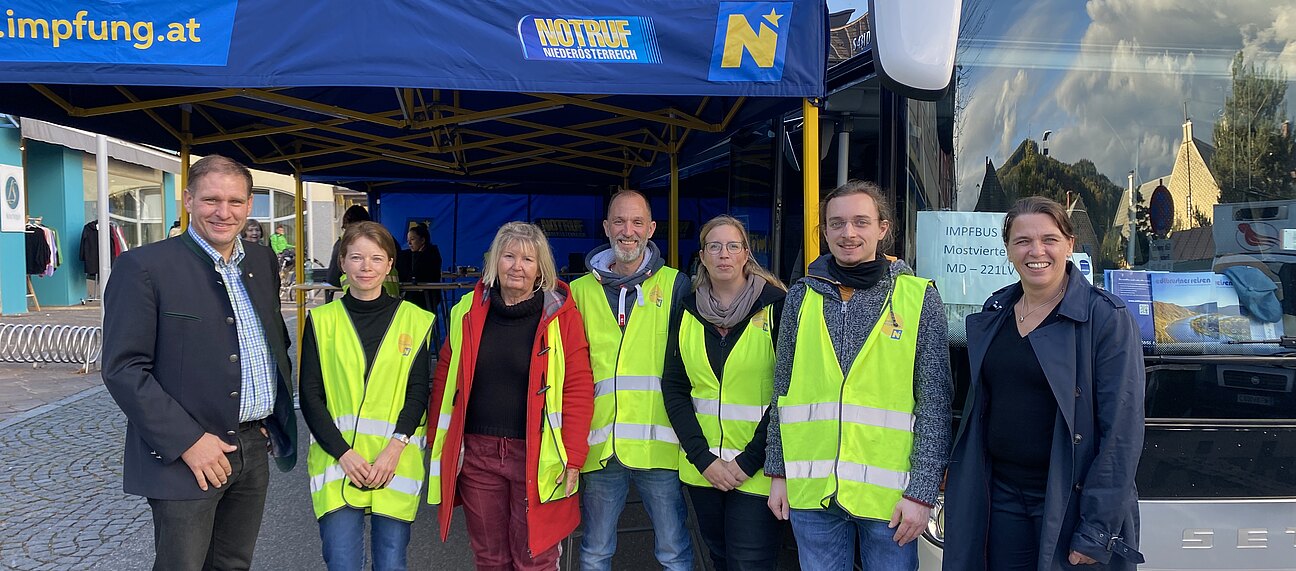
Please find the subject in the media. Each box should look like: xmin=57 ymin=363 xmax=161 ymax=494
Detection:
xmin=709 ymin=2 xmax=793 ymax=82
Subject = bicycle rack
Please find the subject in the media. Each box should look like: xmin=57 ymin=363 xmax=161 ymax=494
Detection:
xmin=0 ymin=323 xmax=104 ymax=373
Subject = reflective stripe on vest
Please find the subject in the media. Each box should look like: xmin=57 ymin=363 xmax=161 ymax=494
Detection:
xmin=571 ymin=268 xmax=681 ymax=472
xmin=778 ymin=275 xmax=928 ymax=520
xmin=306 ymin=300 xmax=434 ymax=522
xmin=676 ymin=305 xmax=775 ymax=496
xmin=428 ymin=291 xmax=574 ymax=504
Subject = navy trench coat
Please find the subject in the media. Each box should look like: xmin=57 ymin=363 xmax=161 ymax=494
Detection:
xmin=943 ymin=264 xmax=1146 ymax=570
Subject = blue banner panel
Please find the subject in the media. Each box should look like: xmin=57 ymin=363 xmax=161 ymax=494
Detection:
xmin=453 ymin=193 xmax=528 ymax=273
xmin=0 ymin=0 xmax=236 ymax=65
xmin=0 ymin=0 xmax=825 ymax=97
xmin=530 ymin=193 xmax=605 ymax=273
xmin=518 ymin=15 xmax=661 ymax=63
xmin=708 ymin=2 xmax=795 ymax=82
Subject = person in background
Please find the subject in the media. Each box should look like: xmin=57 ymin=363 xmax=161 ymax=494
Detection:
xmin=428 ymin=222 xmax=594 ymax=569
xmin=663 ymin=215 xmax=787 ymax=571
xmin=269 ymin=224 xmax=293 ymax=255
xmin=102 ymin=155 xmax=297 ymax=569
xmin=396 ymin=222 xmax=444 ymax=313
xmin=241 ymin=219 xmax=266 ymax=246
xmin=943 ymin=196 xmax=1145 ymax=570
xmin=765 ymin=180 xmax=951 ymax=571
xmin=299 ymin=221 xmax=434 ymax=571
xmin=571 ymin=189 xmax=694 ymax=571
xmin=167 ymin=220 xmax=182 ymax=238
xmin=396 ymin=223 xmax=442 ymax=284
xmin=326 ymin=205 xmax=370 ymax=302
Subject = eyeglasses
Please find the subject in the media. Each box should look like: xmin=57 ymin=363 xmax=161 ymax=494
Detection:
xmin=704 ymin=241 xmax=744 ymax=255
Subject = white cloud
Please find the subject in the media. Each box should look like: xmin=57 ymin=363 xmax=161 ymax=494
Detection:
xmin=955 ymin=0 xmax=1296 ymax=211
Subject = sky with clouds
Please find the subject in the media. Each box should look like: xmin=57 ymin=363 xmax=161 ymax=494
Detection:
xmin=953 ymin=0 xmax=1296 ymax=210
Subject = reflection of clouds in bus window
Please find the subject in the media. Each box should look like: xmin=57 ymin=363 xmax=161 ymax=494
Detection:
xmin=956 ymin=0 xmax=1296 ymax=209
xmin=825 ymin=1 xmax=868 ymax=15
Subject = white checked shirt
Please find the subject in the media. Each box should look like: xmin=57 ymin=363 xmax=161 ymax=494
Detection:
xmin=189 ymin=228 xmax=277 ymax=422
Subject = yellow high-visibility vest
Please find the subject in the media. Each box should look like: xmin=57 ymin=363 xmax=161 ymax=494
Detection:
xmin=307 ymin=299 xmax=434 ymax=522
xmin=427 ymin=291 xmax=575 ymax=504
xmin=779 ymin=275 xmax=929 ymax=521
xmin=570 ymin=267 xmax=681 ymax=472
xmin=677 ymin=305 xmax=775 ymax=496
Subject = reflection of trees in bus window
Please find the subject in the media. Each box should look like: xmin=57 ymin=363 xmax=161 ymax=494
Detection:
xmin=952 ymin=0 xmax=1295 ymax=314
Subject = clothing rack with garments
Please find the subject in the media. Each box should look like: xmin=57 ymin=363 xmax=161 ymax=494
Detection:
xmin=78 ymin=220 xmax=127 ymax=303
xmin=25 ymin=216 xmax=62 ymax=277
xmin=24 ymin=216 xmax=63 ymax=310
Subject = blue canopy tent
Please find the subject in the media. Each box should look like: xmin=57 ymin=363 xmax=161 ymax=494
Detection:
xmin=0 ymin=0 xmax=828 ymax=335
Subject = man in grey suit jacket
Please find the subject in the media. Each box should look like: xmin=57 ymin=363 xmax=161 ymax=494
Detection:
xmin=103 ymin=155 xmax=297 ymax=570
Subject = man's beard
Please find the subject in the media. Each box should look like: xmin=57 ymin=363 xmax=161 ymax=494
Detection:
xmin=611 ymin=238 xmax=646 ymax=264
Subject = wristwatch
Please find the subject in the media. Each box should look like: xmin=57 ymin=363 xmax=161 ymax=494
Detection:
xmin=392 ymin=433 xmax=411 ymax=445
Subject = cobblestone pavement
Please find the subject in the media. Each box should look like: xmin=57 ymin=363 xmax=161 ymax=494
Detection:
xmin=0 ymin=302 xmax=753 ymax=570
xmin=0 ymin=386 xmax=149 ymax=570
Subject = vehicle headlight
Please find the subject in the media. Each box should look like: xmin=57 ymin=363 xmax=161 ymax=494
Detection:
xmin=922 ymin=493 xmax=945 ymax=547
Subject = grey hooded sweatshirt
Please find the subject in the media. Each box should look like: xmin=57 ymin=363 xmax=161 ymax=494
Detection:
xmin=764 ymin=255 xmax=953 ymax=507
xmin=582 ymin=241 xmax=690 ymax=327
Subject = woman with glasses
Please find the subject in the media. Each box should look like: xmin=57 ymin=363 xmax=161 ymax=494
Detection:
xmin=663 ymin=215 xmax=787 ymax=570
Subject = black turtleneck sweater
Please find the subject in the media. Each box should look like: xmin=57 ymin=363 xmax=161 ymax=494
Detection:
xmin=300 ymin=292 xmax=431 ymax=460
xmin=465 ymin=288 xmax=544 ymax=439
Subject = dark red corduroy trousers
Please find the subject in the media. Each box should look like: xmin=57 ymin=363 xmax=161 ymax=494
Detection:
xmin=459 ymin=433 xmax=561 ymax=571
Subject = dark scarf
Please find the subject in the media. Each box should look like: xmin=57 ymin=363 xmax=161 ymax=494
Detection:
xmin=827 ymin=257 xmax=888 ymax=291
xmin=489 ymin=284 xmax=544 ymax=319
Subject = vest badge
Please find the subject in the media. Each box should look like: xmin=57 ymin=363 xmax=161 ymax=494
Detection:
xmin=751 ymin=309 xmax=770 ymax=332
xmin=649 ymin=283 xmax=664 ymax=307
xmin=882 ymin=310 xmax=903 ymax=341
xmin=398 ymin=333 xmax=414 ymax=356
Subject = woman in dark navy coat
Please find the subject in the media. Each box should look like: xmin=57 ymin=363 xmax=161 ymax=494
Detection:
xmin=943 ymin=197 xmax=1145 ymax=570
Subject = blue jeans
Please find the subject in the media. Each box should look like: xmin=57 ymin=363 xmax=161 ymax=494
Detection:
xmin=789 ymin=509 xmax=917 ymax=571
xmin=579 ymin=459 xmax=694 ymax=571
xmin=318 ymin=507 xmax=411 ymax=571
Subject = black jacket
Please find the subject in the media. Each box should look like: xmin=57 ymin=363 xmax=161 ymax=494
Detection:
xmin=663 ymin=283 xmax=785 ymax=479
xmin=102 ymin=233 xmax=297 ymax=501
xmin=943 ymin=263 xmax=1145 ymax=569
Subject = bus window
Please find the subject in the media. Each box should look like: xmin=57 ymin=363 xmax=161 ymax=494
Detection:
xmin=871 ymin=0 xmax=1296 ymax=568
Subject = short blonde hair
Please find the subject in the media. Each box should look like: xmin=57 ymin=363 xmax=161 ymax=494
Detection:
xmin=482 ymin=222 xmax=558 ymax=293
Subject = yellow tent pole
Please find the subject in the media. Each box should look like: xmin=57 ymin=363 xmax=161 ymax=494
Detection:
xmin=178 ymin=107 xmax=191 ymax=230
xmin=802 ymin=98 xmax=820 ymax=272
xmin=293 ymin=164 xmax=306 ymax=381
xmin=668 ymin=125 xmax=679 ymax=268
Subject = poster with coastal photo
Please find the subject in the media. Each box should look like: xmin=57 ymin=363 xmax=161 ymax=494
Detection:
xmin=1149 ymin=272 xmax=1283 ymax=345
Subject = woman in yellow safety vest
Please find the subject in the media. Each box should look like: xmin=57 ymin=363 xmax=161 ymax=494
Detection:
xmin=765 ymin=180 xmax=952 ymax=571
xmin=299 ymin=221 xmax=435 ymax=571
xmin=663 ymin=215 xmax=788 ymax=570
xmin=428 ymin=221 xmax=595 ymax=569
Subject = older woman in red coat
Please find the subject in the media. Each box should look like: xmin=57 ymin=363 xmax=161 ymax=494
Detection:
xmin=428 ymin=221 xmax=594 ymax=569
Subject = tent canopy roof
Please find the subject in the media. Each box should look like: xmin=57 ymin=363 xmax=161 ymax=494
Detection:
xmin=0 ymin=0 xmax=827 ymax=190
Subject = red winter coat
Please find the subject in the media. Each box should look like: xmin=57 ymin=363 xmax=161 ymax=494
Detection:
xmin=430 ymin=279 xmax=594 ymax=554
